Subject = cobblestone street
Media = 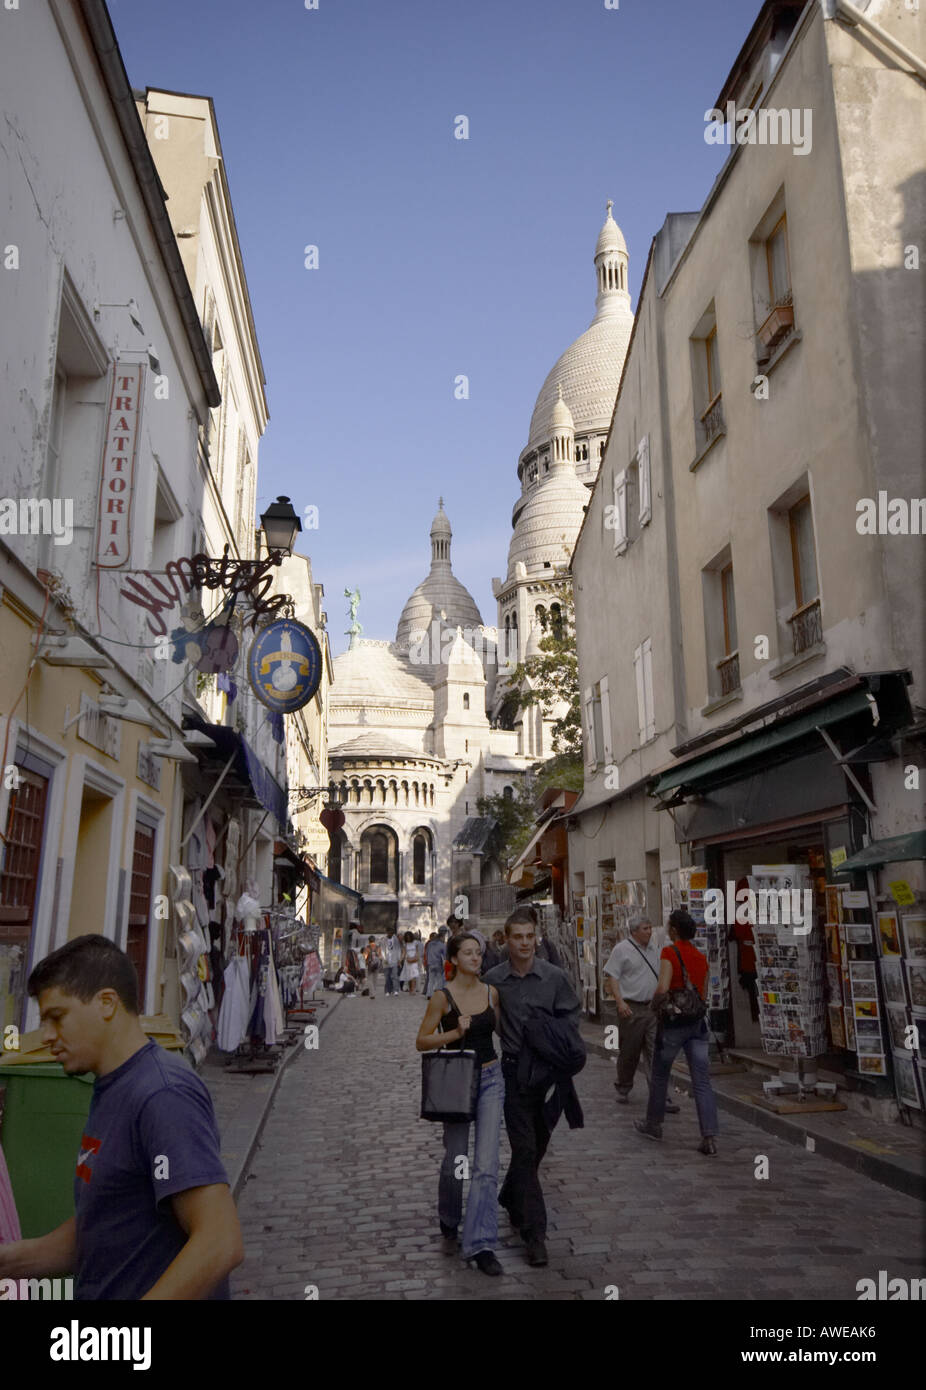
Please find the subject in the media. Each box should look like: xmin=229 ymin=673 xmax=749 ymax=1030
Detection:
xmin=232 ymin=991 xmax=925 ymax=1301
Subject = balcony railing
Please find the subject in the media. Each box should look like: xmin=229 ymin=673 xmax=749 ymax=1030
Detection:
xmin=699 ymin=393 xmax=725 ymax=445
xmin=788 ymin=598 xmax=822 ymax=655
xmin=716 ymin=651 xmax=740 ymax=696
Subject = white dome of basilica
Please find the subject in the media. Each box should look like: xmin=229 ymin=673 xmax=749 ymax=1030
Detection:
xmin=507 ymin=461 xmax=591 ymax=576
xmin=395 ymin=499 xmax=484 ymax=650
xmin=332 ymin=638 xmax=434 ymax=707
xmin=526 ymin=202 xmax=633 ymax=449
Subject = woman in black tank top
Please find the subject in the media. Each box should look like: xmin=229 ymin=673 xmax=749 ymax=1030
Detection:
xmin=416 ymin=932 xmax=504 ymax=1277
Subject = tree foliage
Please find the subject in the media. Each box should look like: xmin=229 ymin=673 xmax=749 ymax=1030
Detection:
xmin=477 ymin=750 xmax=585 ymax=868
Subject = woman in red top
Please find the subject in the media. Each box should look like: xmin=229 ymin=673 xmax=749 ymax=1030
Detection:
xmin=634 ymin=909 xmax=720 ymax=1154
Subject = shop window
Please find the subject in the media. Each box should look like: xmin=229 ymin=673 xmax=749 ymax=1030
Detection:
xmin=127 ymin=820 xmax=155 ymax=1007
xmin=0 ymin=765 xmax=49 ymax=1029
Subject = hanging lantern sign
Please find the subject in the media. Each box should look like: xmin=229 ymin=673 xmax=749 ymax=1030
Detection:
xmin=247 ymin=618 xmax=322 ymax=713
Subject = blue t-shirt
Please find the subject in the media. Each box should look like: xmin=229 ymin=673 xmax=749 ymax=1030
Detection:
xmin=73 ymin=1039 xmax=230 ymax=1300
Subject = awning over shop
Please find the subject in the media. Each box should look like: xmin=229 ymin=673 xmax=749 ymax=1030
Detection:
xmin=649 ymin=688 xmax=874 ymax=797
xmin=833 ymin=829 xmax=926 ymax=875
xmin=274 ymin=839 xmax=320 ymax=889
xmin=185 ymin=716 xmax=288 ymax=828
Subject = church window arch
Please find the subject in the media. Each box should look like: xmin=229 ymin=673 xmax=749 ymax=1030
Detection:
xmin=412 ymin=829 xmax=430 ymax=885
xmin=463 ymin=692 xmax=470 ymax=710
xmin=503 ymin=785 xmax=513 ymax=800
xmin=376 ymin=779 xmax=386 ymax=804
xmin=363 ymin=779 xmax=373 ymax=804
xmin=535 ymin=604 xmax=547 ymax=628
xmin=389 ymin=779 xmax=398 ymax=804
xmin=401 ymin=780 xmax=409 ymax=804
xmin=369 ymin=831 xmax=388 ymax=883
xmin=351 ymin=779 xmax=361 ymax=804
xmin=413 ymin=781 xmax=420 ymax=805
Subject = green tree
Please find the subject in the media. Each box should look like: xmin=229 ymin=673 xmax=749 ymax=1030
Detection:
xmin=477 ymin=752 xmax=585 ymax=868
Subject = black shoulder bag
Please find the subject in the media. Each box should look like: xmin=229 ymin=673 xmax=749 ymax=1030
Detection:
xmin=655 ymin=946 xmax=707 ymax=1023
xmin=420 ymin=987 xmax=479 ymax=1123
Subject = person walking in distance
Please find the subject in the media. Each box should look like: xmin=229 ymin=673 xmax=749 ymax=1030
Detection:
xmin=363 ymin=937 xmax=381 ymax=998
xmin=424 ymin=928 xmax=448 ymax=998
xmin=382 ymin=928 xmax=402 ymax=998
xmin=484 ymin=908 xmax=581 ymax=1268
xmin=400 ymin=931 xmax=423 ymax=995
xmin=416 ymin=934 xmax=504 ymax=1277
xmin=603 ymin=917 xmax=679 ymax=1113
xmin=634 ymin=910 xmax=720 ymax=1154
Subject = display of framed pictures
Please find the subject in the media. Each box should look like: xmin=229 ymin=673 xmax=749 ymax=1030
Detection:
xmin=892 ymin=1051 xmax=923 ymax=1109
xmin=825 ymin=963 xmax=842 ymax=998
xmin=906 ymin=960 xmax=926 ymax=1010
xmin=856 ymin=1035 xmax=884 ymax=1055
xmin=886 ymin=1007 xmax=910 ymax=1051
xmin=849 ymin=960 xmax=877 ymax=998
xmin=901 ymin=915 xmax=926 ymax=961
xmin=844 ymin=1009 xmax=857 ymax=1050
xmin=855 ymin=1017 xmax=881 ymax=1037
xmin=858 ymin=1054 xmax=887 ymax=1075
xmin=845 ymin=923 xmax=872 ymax=945
xmin=878 ymin=911 xmax=902 ymax=957
xmin=827 ymin=1004 xmax=846 ymax=1049
xmin=880 ymin=958 xmax=907 ymax=1006
xmin=825 ymin=885 xmax=843 ymax=924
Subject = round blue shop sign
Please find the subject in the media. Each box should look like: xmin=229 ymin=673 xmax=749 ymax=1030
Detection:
xmin=247 ymin=619 xmax=322 ymax=713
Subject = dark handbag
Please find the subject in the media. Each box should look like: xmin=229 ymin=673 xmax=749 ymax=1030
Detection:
xmin=656 ymin=945 xmax=707 ymax=1023
xmin=420 ymin=1048 xmax=479 ymax=1123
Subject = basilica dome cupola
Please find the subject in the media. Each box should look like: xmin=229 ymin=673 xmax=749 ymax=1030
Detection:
xmin=395 ymin=498 xmax=484 ymax=651
xmin=430 ymin=497 xmax=452 ymax=566
xmin=593 ymin=199 xmax=630 ymax=318
xmin=549 ymin=383 xmax=574 ymax=466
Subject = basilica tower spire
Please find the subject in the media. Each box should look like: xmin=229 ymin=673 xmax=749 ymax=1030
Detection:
xmin=593 ymin=199 xmax=630 ymax=321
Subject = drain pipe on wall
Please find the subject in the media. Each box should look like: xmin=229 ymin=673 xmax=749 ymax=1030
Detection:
xmin=822 ymin=0 xmax=926 ymax=82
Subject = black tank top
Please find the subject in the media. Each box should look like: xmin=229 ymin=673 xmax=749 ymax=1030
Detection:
xmin=439 ymin=985 xmax=497 ymax=1065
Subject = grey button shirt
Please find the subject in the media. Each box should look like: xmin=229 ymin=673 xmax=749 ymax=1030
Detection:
xmin=483 ymin=955 xmax=581 ymax=1056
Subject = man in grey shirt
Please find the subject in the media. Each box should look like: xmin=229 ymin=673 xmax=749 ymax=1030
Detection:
xmin=604 ymin=917 xmax=679 ymax=1112
xmin=484 ymin=907 xmax=580 ymax=1269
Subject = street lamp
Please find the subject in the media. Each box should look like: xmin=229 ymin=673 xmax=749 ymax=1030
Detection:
xmin=259 ymin=496 xmax=302 ymax=559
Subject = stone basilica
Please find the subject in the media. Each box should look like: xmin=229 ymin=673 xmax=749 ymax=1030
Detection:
xmin=326 ymin=205 xmax=634 ymax=933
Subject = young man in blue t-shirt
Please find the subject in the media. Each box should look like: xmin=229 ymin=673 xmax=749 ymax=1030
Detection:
xmin=0 ymin=935 xmax=242 ymax=1300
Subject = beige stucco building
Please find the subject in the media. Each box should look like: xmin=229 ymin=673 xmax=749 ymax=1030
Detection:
xmin=568 ymin=0 xmax=924 ymax=1107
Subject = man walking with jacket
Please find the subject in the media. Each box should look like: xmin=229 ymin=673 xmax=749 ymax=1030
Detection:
xmin=484 ymin=907 xmax=581 ymax=1268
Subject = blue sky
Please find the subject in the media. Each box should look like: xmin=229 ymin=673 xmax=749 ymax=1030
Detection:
xmin=110 ymin=0 xmax=763 ymax=654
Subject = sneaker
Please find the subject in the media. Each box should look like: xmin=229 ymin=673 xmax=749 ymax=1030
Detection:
xmin=633 ymin=1119 xmax=663 ymax=1141
xmin=440 ymin=1222 xmax=458 ymax=1254
xmin=614 ymin=1089 xmax=630 ymax=1104
xmin=665 ymin=1101 xmax=680 ymax=1114
xmin=472 ymin=1250 xmax=503 ymax=1277
xmin=698 ymin=1136 xmax=718 ymax=1155
xmin=525 ymin=1239 xmax=548 ymax=1268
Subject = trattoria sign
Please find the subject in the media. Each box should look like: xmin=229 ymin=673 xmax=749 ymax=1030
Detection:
xmin=95 ymin=362 xmax=145 ymax=568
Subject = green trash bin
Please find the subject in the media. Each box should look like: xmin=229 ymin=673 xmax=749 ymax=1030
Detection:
xmin=0 ymin=1063 xmax=94 ymax=1239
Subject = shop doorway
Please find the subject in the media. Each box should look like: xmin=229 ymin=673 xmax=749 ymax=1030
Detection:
xmin=126 ymin=819 xmax=155 ymax=1007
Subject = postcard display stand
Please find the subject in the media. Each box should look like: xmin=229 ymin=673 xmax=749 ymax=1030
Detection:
xmin=878 ymin=897 xmax=926 ymax=1111
xmin=678 ymin=868 xmax=730 ymax=1013
xmin=752 ymin=864 xmax=826 ymax=1063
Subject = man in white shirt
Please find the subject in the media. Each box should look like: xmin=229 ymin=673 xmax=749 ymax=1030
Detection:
xmin=603 ymin=917 xmax=679 ymax=1111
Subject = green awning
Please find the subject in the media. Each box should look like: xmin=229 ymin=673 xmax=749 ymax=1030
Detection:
xmin=834 ymin=829 xmax=926 ymax=875
xmin=650 ymin=688 xmax=874 ymax=797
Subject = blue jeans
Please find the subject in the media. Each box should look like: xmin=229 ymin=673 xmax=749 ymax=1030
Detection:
xmin=384 ymin=964 xmax=399 ymax=995
xmin=438 ymin=1060 xmax=504 ymax=1259
xmin=646 ymin=1017 xmax=719 ymax=1137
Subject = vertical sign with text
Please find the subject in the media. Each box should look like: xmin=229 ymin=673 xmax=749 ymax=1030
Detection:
xmin=95 ymin=361 xmax=145 ymax=568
